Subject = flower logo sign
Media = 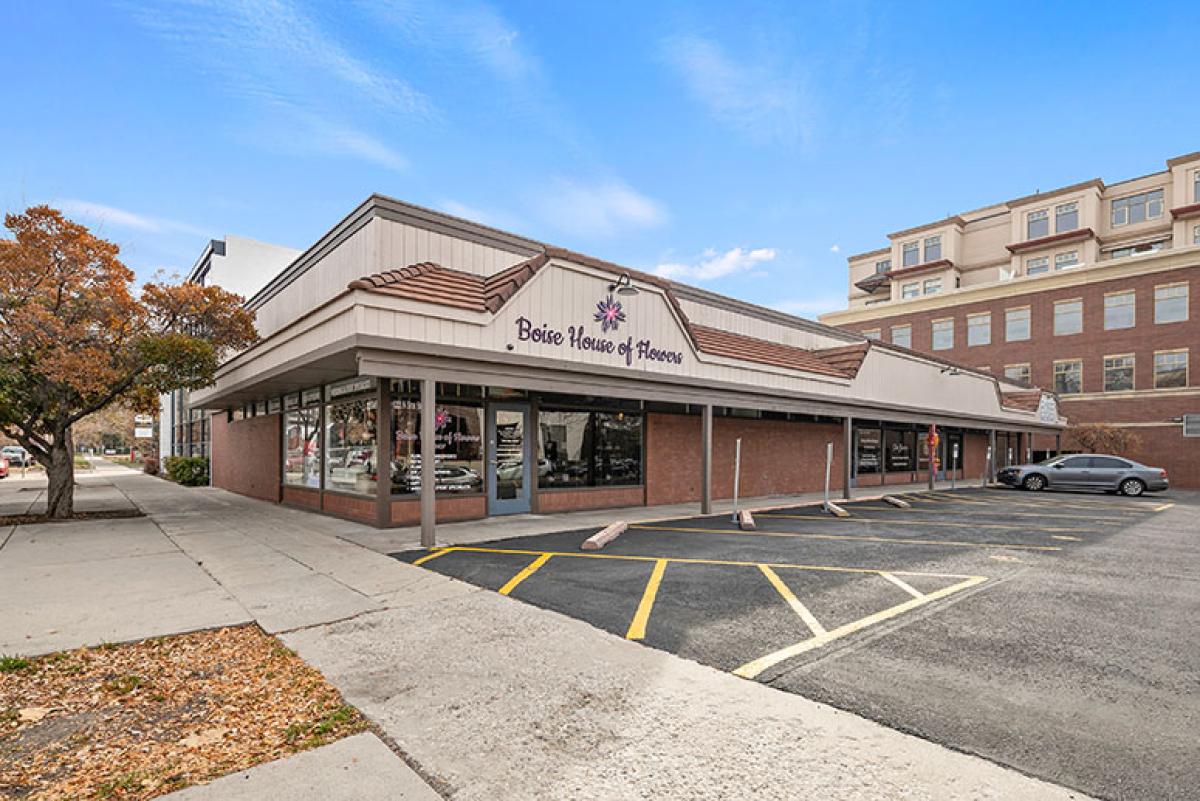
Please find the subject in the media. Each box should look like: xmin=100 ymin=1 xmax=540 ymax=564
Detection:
xmin=594 ymin=294 xmax=626 ymax=333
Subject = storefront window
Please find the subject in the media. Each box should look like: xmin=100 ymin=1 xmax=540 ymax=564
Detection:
xmin=854 ymin=428 xmax=881 ymax=475
xmin=539 ymin=410 xmax=642 ymax=488
xmin=325 ymin=397 xmax=377 ymax=495
xmin=884 ymin=429 xmax=915 ymax=473
xmin=283 ymin=408 xmax=321 ymax=488
xmin=390 ymin=400 xmax=484 ymax=495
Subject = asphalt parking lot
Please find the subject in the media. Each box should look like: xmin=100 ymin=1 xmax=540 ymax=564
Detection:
xmin=396 ymin=487 xmax=1199 ymax=801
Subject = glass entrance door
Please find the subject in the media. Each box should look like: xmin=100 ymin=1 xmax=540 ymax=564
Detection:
xmin=486 ymin=403 xmax=532 ymax=515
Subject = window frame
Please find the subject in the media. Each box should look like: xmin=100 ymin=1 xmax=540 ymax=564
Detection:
xmin=1110 ymin=188 xmax=1164 ymax=227
xmin=874 ymin=259 xmax=891 ymax=274
xmin=890 ymin=324 xmax=912 ymax=348
xmin=901 ymin=282 xmax=919 ymax=299
xmin=1005 ymin=306 xmax=1031 ymax=342
xmin=1153 ymin=349 xmax=1189 ymax=389
xmin=1054 ymin=251 xmax=1079 ymax=270
xmin=923 ymin=235 xmax=942 ymax=263
xmin=1102 ymin=353 xmax=1135 ymax=393
xmin=1055 ymin=201 xmax=1079 ymax=233
xmin=1025 ymin=255 xmax=1049 ymax=276
xmin=931 ymin=317 xmax=954 ymax=351
xmin=923 ymin=277 xmax=942 ymax=295
xmin=1027 ymin=208 xmax=1049 ymax=240
xmin=1053 ymin=298 xmax=1083 ymax=336
xmin=1154 ymin=282 xmax=1189 ymax=324
xmin=862 ymin=328 xmax=881 ymax=340
xmin=966 ymin=312 xmax=991 ymax=347
xmin=1004 ymin=363 xmax=1031 ymax=384
xmin=1053 ymin=359 xmax=1083 ymax=395
xmin=1102 ymin=290 xmax=1136 ymax=331
xmin=902 ymin=241 xmax=920 ymax=267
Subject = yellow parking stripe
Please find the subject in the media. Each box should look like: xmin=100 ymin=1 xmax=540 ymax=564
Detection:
xmin=758 ymin=565 xmax=827 ymax=636
xmin=1154 ymin=502 xmax=1175 ymax=512
xmin=733 ymin=576 xmax=988 ymax=680
xmin=413 ymin=548 xmax=451 ymax=566
xmin=626 ymin=559 xmax=668 ymax=640
xmin=633 ymin=524 xmax=1063 ymax=552
xmin=757 ymin=513 xmax=1082 ymax=533
xmin=417 ymin=545 xmax=980 ymax=580
xmin=879 ymin=571 xmax=925 ymax=599
xmin=498 ymin=553 xmax=552 ymax=596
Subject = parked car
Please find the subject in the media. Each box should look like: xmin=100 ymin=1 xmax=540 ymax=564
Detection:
xmin=1 ymin=445 xmax=31 ymax=467
xmin=997 ymin=454 xmax=1168 ymax=496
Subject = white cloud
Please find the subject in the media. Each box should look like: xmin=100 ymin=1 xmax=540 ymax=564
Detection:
xmin=57 ymin=199 xmax=208 ymax=237
xmin=771 ymin=295 xmax=847 ymax=320
xmin=536 ymin=180 xmax=667 ymax=238
xmin=655 ymin=247 xmax=777 ymax=282
xmin=829 ymin=244 xmax=840 ymax=253
xmin=660 ymin=34 xmax=814 ymax=147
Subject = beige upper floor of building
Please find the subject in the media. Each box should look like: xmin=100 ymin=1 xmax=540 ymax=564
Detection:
xmin=843 ymin=151 xmax=1200 ymax=309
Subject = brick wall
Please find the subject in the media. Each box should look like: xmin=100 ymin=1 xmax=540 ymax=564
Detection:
xmin=645 ymin=413 xmax=846 ymax=505
xmin=281 ymin=485 xmax=321 ymax=510
xmin=322 ymin=491 xmax=374 ymax=522
xmin=537 ymin=486 xmax=644 ymax=514
xmin=210 ymin=412 xmax=281 ymax=503
xmin=390 ymin=495 xmax=487 ymax=526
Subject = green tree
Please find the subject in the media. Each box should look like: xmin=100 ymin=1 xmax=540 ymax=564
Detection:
xmin=0 ymin=206 xmax=256 ymax=517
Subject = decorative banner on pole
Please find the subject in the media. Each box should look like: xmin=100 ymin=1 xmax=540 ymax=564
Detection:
xmin=926 ymin=424 xmax=940 ymax=489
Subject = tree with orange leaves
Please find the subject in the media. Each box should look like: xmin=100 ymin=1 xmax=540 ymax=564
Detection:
xmin=0 ymin=206 xmax=256 ymax=518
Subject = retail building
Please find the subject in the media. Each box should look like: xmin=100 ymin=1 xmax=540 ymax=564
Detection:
xmin=189 ymin=196 xmax=1065 ymax=538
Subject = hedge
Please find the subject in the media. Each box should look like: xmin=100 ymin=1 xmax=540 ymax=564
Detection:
xmin=164 ymin=456 xmax=209 ymax=487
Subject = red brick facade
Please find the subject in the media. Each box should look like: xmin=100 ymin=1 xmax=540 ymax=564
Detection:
xmin=210 ymin=412 xmax=282 ymax=503
xmin=841 ymin=265 xmax=1199 ymax=486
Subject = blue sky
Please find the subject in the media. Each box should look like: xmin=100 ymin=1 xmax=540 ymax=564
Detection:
xmin=3 ymin=1 xmax=1198 ymax=317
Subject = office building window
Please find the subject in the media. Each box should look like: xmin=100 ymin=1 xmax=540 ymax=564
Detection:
xmin=891 ymin=324 xmax=912 ymax=348
xmin=875 ymin=259 xmax=891 ymax=274
xmin=1111 ymin=189 xmax=1164 ymax=227
xmin=1026 ymin=256 xmax=1049 ymax=275
xmin=1027 ymin=209 xmax=1049 ymax=239
xmin=923 ymin=277 xmax=942 ymax=295
xmin=1103 ymin=291 xmax=1136 ymax=330
xmin=1110 ymin=241 xmax=1165 ymax=259
xmin=1004 ymin=364 xmax=1031 ymax=384
xmin=1053 ymin=360 xmax=1083 ymax=394
xmin=902 ymin=241 xmax=920 ymax=267
xmin=1195 ymin=170 xmax=1200 ymax=203
xmin=1153 ymin=350 xmax=1188 ymax=389
xmin=967 ymin=312 xmax=991 ymax=346
xmin=931 ymin=318 xmax=953 ymax=350
xmin=1005 ymin=307 xmax=1031 ymax=341
xmin=1103 ymin=355 xmax=1135 ymax=392
xmin=1194 ymin=224 xmax=1200 ymax=246
xmin=924 ymin=235 xmax=941 ymax=262
xmin=863 ymin=329 xmax=881 ymax=340
xmin=1055 ymin=251 xmax=1079 ymax=270
xmin=901 ymin=282 xmax=919 ymax=299
xmin=1154 ymin=283 xmax=1188 ymax=323
xmin=1054 ymin=299 xmax=1083 ymax=335
xmin=1056 ymin=202 xmax=1079 ymax=232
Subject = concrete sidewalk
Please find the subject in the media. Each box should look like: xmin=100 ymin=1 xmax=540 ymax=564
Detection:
xmin=85 ymin=472 xmax=1086 ymax=800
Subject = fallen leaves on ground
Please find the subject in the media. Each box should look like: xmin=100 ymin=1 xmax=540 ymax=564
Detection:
xmin=0 ymin=625 xmax=366 ymax=800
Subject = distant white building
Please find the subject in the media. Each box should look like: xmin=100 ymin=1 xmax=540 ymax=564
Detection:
xmin=158 ymin=235 xmax=300 ymax=463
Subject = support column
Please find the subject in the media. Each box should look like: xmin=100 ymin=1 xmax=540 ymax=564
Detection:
xmin=700 ymin=404 xmax=713 ymax=515
xmin=927 ymin=425 xmax=936 ymax=490
xmin=420 ymin=378 xmax=436 ymax=547
xmin=1055 ymin=433 xmax=1062 ymax=456
xmin=987 ymin=429 xmax=997 ymax=483
xmin=842 ymin=417 xmax=853 ymax=501
xmin=374 ymin=379 xmax=392 ymax=528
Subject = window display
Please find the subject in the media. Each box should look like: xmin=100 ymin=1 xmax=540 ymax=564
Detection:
xmin=391 ymin=400 xmax=484 ymax=495
xmin=855 ymin=428 xmax=881 ymax=475
xmin=539 ymin=410 xmax=642 ymax=488
xmin=325 ymin=397 xmax=377 ymax=495
xmin=884 ymin=429 xmax=915 ymax=473
xmin=283 ymin=407 xmax=321 ymax=488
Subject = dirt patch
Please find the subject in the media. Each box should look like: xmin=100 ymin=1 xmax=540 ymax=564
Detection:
xmin=0 ymin=626 xmax=366 ymax=800
xmin=0 ymin=509 xmax=145 ymax=527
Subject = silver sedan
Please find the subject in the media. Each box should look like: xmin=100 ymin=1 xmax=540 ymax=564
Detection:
xmin=996 ymin=454 xmax=1169 ymax=496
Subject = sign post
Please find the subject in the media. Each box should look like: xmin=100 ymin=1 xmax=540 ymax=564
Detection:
xmin=823 ymin=441 xmax=833 ymax=511
xmin=730 ymin=438 xmax=742 ymax=522
xmin=951 ymin=442 xmax=959 ymax=489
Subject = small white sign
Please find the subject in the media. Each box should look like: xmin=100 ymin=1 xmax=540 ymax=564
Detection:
xmin=134 ymin=426 xmax=154 ymax=439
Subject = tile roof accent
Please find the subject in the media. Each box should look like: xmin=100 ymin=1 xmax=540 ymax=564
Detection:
xmin=854 ymin=273 xmax=891 ymax=293
xmin=690 ymin=325 xmax=850 ymax=378
xmin=482 ymin=253 xmax=549 ymax=312
xmin=1000 ymin=390 xmax=1043 ymax=412
xmin=347 ymin=263 xmax=487 ymax=312
xmin=1005 ymin=228 xmax=1094 ymax=254
xmin=812 ymin=342 xmax=871 ymax=377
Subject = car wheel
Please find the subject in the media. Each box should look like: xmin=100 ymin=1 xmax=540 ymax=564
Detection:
xmin=1119 ymin=478 xmax=1145 ymax=497
xmin=1022 ymin=474 xmax=1046 ymax=491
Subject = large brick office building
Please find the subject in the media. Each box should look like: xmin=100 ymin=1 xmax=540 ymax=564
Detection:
xmin=821 ymin=151 xmax=1200 ymax=487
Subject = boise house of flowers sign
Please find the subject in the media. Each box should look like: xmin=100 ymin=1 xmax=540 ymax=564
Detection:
xmin=515 ymin=293 xmax=684 ymax=367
